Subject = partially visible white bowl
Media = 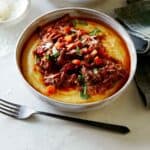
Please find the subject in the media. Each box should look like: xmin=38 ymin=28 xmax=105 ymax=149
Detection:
xmin=66 ymin=0 xmax=97 ymax=3
xmin=0 ymin=0 xmax=30 ymax=26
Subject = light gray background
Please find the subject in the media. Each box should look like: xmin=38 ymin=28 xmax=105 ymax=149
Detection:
xmin=0 ymin=0 xmax=149 ymax=150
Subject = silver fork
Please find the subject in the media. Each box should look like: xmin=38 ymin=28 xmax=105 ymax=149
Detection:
xmin=0 ymin=98 xmax=130 ymax=134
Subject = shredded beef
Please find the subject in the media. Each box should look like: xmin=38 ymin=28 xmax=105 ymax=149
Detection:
xmin=33 ymin=14 xmax=129 ymax=97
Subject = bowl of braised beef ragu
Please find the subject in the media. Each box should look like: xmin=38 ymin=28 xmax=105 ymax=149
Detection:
xmin=16 ymin=8 xmax=137 ymax=112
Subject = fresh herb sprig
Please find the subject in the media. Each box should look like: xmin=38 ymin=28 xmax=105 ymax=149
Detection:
xmin=89 ymin=28 xmax=101 ymax=36
xmin=78 ymin=74 xmax=90 ymax=99
xmin=72 ymin=19 xmax=88 ymax=27
xmin=52 ymin=47 xmax=59 ymax=58
xmin=35 ymin=55 xmax=40 ymax=63
xmin=76 ymin=46 xmax=81 ymax=56
xmin=80 ymin=84 xmax=90 ymax=99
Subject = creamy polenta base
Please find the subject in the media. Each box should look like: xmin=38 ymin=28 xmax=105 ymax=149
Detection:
xmin=21 ymin=17 xmax=130 ymax=104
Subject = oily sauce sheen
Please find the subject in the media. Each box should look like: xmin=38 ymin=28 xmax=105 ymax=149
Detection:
xmin=21 ymin=14 xmax=130 ymax=104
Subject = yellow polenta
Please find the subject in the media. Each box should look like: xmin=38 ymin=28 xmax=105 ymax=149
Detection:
xmin=21 ymin=18 xmax=130 ymax=104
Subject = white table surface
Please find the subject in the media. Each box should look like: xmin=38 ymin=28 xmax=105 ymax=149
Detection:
xmin=0 ymin=0 xmax=150 ymax=150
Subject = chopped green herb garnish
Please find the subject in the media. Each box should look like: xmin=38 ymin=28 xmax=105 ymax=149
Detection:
xmin=46 ymin=54 xmax=51 ymax=61
xmin=52 ymin=47 xmax=59 ymax=58
xmin=89 ymin=28 xmax=101 ymax=36
xmin=72 ymin=20 xmax=78 ymax=27
xmin=78 ymin=74 xmax=84 ymax=83
xmin=80 ymin=84 xmax=90 ymax=99
xmin=35 ymin=55 xmax=40 ymax=63
xmin=53 ymin=52 xmax=59 ymax=58
xmin=76 ymin=46 xmax=81 ymax=56
xmin=93 ymin=68 xmax=98 ymax=74
xmin=72 ymin=19 xmax=88 ymax=27
xmin=78 ymin=74 xmax=90 ymax=99
xmin=78 ymin=20 xmax=88 ymax=25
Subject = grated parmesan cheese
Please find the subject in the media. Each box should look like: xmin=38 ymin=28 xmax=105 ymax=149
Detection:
xmin=0 ymin=0 xmax=28 ymax=22
xmin=0 ymin=1 xmax=11 ymax=21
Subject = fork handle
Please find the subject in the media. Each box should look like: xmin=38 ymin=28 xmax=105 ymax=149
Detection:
xmin=36 ymin=111 xmax=130 ymax=134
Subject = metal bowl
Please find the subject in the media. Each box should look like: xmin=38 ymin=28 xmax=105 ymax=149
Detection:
xmin=16 ymin=7 xmax=137 ymax=112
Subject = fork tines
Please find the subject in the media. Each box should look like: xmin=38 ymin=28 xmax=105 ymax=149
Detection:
xmin=0 ymin=99 xmax=20 ymax=118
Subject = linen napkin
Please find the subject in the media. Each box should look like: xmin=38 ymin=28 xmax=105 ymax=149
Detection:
xmin=115 ymin=0 xmax=150 ymax=108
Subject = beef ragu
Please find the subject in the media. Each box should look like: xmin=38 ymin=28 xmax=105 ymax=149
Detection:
xmin=21 ymin=14 xmax=130 ymax=103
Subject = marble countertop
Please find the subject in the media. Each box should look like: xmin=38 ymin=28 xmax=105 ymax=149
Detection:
xmin=0 ymin=0 xmax=150 ymax=150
